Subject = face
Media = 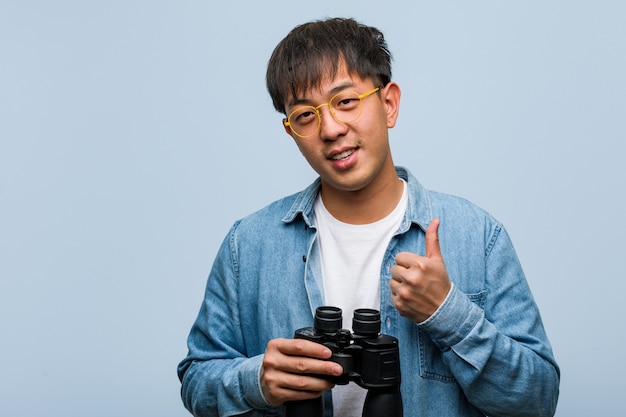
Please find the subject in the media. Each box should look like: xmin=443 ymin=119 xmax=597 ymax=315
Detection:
xmin=282 ymin=67 xmax=401 ymax=198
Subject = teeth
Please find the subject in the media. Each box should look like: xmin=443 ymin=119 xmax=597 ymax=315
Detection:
xmin=331 ymin=149 xmax=354 ymax=160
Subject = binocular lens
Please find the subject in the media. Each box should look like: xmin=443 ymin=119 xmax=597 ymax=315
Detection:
xmin=314 ymin=306 xmax=343 ymax=333
xmin=353 ymin=308 xmax=381 ymax=336
xmin=314 ymin=307 xmax=382 ymax=336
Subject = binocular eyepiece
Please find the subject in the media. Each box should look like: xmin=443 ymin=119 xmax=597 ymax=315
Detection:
xmin=284 ymin=306 xmax=403 ymax=417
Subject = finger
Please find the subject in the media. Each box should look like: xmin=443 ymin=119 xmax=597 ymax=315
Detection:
xmin=425 ymin=218 xmax=442 ymax=259
xmin=274 ymin=338 xmax=333 ymax=360
xmin=283 ymin=372 xmax=336 ymax=393
xmin=261 ymin=365 xmax=334 ymax=405
xmin=393 ymin=252 xmax=415 ymax=269
xmin=285 ymin=354 xmax=343 ymax=376
xmin=267 ymin=339 xmax=342 ymax=376
xmin=389 ymin=274 xmax=401 ymax=291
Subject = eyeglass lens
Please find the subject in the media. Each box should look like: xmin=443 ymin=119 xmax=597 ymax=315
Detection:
xmin=288 ymin=91 xmax=363 ymax=138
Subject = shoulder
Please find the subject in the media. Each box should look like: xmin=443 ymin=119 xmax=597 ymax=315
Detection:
xmin=236 ymin=191 xmax=301 ymax=228
xmin=407 ymin=181 xmax=504 ymax=252
xmin=225 ymin=188 xmax=313 ymax=250
xmin=428 ymin=190 xmax=495 ymax=222
xmin=400 ymin=166 xmax=499 ymax=230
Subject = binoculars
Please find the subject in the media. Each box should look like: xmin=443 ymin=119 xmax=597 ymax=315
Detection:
xmin=284 ymin=306 xmax=403 ymax=417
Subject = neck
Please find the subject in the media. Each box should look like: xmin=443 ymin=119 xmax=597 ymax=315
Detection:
xmin=320 ymin=166 xmax=404 ymax=225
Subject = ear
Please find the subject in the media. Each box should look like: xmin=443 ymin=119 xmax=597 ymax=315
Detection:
xmin=282 ymin=118 xmax=295 ymax=137
xmin=382 ymin=82 xmax=401 ymax=128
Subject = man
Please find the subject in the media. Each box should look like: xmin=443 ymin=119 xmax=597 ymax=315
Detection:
xmin=178 ymin=17 xmax=560 ymax=417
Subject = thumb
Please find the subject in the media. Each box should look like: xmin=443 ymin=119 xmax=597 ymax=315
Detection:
xmin=425 ymin=218 xmax=442 ymax=259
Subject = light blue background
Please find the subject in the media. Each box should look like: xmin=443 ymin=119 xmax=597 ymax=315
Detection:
xmin=1 ymin=1 xmax=624 ymax=416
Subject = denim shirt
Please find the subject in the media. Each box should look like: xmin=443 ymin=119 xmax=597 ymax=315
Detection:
xmin=178 ymin=167 xmax=560 ymax=417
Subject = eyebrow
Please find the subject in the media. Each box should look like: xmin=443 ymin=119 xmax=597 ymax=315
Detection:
xmin=288 ymin=81 xmax=357 ymax=108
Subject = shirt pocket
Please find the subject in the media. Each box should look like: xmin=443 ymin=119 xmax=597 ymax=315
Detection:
xmin=417 ymin=291 xmax=487 ymax=382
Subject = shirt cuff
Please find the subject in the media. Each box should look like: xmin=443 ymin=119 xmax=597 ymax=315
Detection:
xmin=241 ymin=354 xmax=273 ymax=410
xmin=417 ymin=283 xmax=484 ymax=350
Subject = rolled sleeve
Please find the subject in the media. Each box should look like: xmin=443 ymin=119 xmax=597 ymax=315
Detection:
xmin=418 ymin=283 xmax=484 ymax=351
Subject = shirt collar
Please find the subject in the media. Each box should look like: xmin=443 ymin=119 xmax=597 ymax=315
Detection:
xmin=282 ymin=166 xmax=433 ymax=232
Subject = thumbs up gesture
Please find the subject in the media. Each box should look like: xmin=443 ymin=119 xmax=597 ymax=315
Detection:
xmin=390 ymin=218 xmax=452 ymax=323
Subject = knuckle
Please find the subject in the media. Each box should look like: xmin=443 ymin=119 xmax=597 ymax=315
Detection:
xmin=396 ymin=287 xmax=411 ymax=302
xmin=292 ymin=339 xmax=308 ymax=353
xmin=294 ymin=358 xmax=309 ymax=373
xmin=262 ymin=355 xmax=277 ymax=369
xmin=292 ymin=374 xmax=308 ymax=389
xmin=265 ymin=338 xmax=280 ymax=353
xmin=405 ymin=270 xmax=424 ymax=286
xmin=263 ymin=372 xmax=278 ymax=388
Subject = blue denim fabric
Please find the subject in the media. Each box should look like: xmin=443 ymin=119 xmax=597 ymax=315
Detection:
xmin=178 ymin=167 xmax=560 ymax=417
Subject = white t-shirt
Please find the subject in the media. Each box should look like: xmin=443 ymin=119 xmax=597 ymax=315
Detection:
xmin=312 ymin=180 xmax=408 ymax=417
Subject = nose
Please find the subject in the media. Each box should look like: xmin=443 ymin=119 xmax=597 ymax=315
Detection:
xmin=318 ymin=105 xmax=348 ymax=141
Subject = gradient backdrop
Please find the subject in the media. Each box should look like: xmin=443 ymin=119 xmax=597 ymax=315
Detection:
xmin=1 ymin=1 xmax=624 ymax=416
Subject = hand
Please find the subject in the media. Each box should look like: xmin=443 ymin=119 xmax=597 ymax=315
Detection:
xmin=390 ymin=218 xmax=452 ymax=323
xmin=260 ymin=338 xmax=343 ymax=406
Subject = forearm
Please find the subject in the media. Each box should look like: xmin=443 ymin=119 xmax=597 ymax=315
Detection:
xmin=448 ymin=316 xmax=559 ymax=416
xmin=177 ymin=224 xmax=276 ymax=416
xmin=179 ymin=354 xmax=271 ymax=417
xmin=420 ymin=286 xmax=559 ymax=416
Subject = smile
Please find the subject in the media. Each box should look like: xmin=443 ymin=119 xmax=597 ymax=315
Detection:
xmin=329 ymin=149 xmax=355 ymax=161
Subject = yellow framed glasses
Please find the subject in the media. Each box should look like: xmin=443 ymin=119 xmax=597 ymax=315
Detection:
xmin=284 ymin=87 xmax=381 ymax=138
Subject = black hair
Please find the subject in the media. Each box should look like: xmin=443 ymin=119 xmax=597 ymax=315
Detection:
xmin=266 ymin=17 xmax=392 ymax=114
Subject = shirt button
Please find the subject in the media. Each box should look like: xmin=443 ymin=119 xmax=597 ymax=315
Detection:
xmin=386 ymin=317 xmax=391 ymax=329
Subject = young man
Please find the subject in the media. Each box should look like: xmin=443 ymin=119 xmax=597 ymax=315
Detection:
xmin=178 ymin=18 xmax=560 ymax=417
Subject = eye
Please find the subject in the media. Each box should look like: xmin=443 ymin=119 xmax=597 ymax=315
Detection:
xmin=293 ymin=108 xmax=318 ymax=125
xmin=333 ymin=94 xmax=360 ymax=110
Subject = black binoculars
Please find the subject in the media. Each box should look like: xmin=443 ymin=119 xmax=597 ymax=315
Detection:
xmin=284 ymin=306 xmax=403 ymax=417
